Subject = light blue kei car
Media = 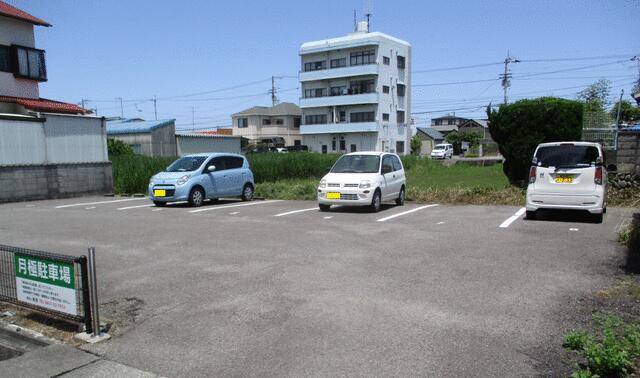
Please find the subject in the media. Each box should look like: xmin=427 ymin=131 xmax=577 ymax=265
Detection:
xmin=148 ymin=153 xmax=255 ymax=207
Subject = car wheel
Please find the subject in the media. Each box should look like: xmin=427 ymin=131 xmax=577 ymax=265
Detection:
xmin=319 ymin=204 xmax=331 ymax=212
xmin=153 ymin=201 xmax=166 ymax=207
xmin=241 ymin=184 xmax=254 ymax=201
xmin=593 ymin=212 xmax=603 ymax=224
xmin=369 ymin=190 xmax=381 ymax=213
xmin=188 ymin=187 xmax=204 ymax=207
xmin=525 ymin=210 xmax=537 ymax=220
xmin=396 ymin=186 xmax=405 ymax=206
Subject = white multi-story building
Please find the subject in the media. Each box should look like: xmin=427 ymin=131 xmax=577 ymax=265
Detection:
xmin=299 ymin=22 xmax=411 ymax=155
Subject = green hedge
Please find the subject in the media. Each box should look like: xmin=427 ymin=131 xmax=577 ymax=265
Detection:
xmin=111 ymin=155 xmax=175 ymax=194
xmin=245 ymin=152 xmax=340 ymax=182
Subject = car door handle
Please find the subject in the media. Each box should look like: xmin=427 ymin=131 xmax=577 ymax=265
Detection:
xmin=393 ymin=174 xmax=396 ymax=178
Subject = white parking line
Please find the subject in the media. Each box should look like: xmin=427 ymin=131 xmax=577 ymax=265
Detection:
xmin=229 ymin=212 xmax=240 ymax=215
xmin=499 ymin=207 xmax=526 ymax=228
xmin=273 ymin=207 xmax=318 ymax=217
xmin=323 ymin=216 xmax=333 ymax=219
xmin=117 ymin=203 xmax=154 ymax=210
xmin=152 ymin=208 xmax=164 ymax=212
xmin=55 ymin=198 xmax=146 ymax=209
xmin=85 ymin=206 xmax=96 ymax=210
xmin=376 ymin=204 xmax=439 ymax=222
xmin=570 ymin=228 xmax=579 ymax=231
xmin=189 ymin=200 xmax=283 ymax=213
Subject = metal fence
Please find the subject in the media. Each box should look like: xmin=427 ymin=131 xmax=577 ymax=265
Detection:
xmin=0 ymin=244 xmax=92 ymax=332
xmin=582 ymin=128 xmax=618 ymax=150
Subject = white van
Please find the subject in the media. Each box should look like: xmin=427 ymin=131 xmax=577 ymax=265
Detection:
xmin=430 ymin=143 xmax=454 ymax=159
xmin=525 ymin=141 xmax=615 ymax=223
xmin=317 ymin=152 xmax=406 ymax=213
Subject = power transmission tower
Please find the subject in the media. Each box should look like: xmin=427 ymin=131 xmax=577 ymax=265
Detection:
xmin=500 ymin=53 xmax=520 ymax=104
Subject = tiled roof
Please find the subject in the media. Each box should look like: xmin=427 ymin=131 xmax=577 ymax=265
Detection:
xmin=232 ymin=102 xmax=301 ymax=117
xmin=0 ymin=96 xmax=89 ymax=114
xmin=106 ymin=118 xmax=175 ymax=135
xmin=0 ymin=1 xmax=51 ymax=27
xmin=416 ymin=127 xmax=445 ymax=140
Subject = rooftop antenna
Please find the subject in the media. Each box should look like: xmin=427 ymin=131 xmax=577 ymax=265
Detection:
xmin=364 ymin=0 xmax=372 ymax=32
xmin=353 ymin=9 xmax=357 ymax=32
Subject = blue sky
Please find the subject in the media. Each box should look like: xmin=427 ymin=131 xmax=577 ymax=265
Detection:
xmin=7 ymin=0 xmax=640 ymax=130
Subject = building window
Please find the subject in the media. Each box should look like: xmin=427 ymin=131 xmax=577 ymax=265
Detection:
xmin=0 ymin=45 xmax=10 ymax=72
xmin=396 ymin=141 xmax=405 ymax=154
xmin=294 ymin=140 xmax=301 ymax=146
xmin=350 ymin=144 xmax=357 ymax=152
xmin=322 ymin=145 xmax=327 ymax=154
xmin=304 ymin=61 xmax=325 ymax=71
xmin=330 ymin=58 xmax=346 ymax=68
xmin=448 ymin=119 xmax=459 ymax=125
xmin=294 ymin=117 xmax=301 ymax=128
xmin=350 ymin=111 xmax=375 ymax=123
xmin=262 ymin=118 xmax=271 ymax=125
xmin=382 ymin=113 xmax=389 ymax=121
xmin=397 ymin=111 xmax=405 ymax=124
xmin=304 ymin=114 xmax=327 ymax=124
xmin=434 ymin=119 xmax=443 ymax=126
xmin=13 ymin=45 xmax=47 ymax=81
xmin=330 ymin=86 xmax=346 ymax=96
xmin=237 ymin=118 xmax=248 ymax=128
xmin=397 ymin=55 xmax=405 ymax=69
xmin=339 ymin=111 xmax=346 ymax=122
xmin=349 ymin=79 xmax=375 ymax=94
xmin=332 ymin=138 xmax=336 ymax=151
xmin=340 ymin=140 xmax=346 ymax=151
xmin=383 ymin=56 xmax=390 ymax=65
xmin=350 ymin=50 xmax=375 ymax=66
xmin=275 ymin=118 xmax=284 ymax=125
xmin=304 ymin=88 xmax=326 ymax=98
xmin=382 ymin=85 xmax=390 ymax=94
xmin=397 ymin=84 xmax=405 ymax=97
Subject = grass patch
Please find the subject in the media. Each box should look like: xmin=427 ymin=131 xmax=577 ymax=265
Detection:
xmin=111 ymin=155 xmax=175 ymax=194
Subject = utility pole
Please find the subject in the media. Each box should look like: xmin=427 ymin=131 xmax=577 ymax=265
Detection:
xmin=353 ymin=9 xmax=357 ymax=32
xmin=116 ymin=97 xmax=124 ymax=119
xmin=80 ymin=99 xmax=87 ymax=110
xmin=500 ymin=53 xmax=520 ymax=104
xmin=632 ymin=55 xmax=640 ymax=105
xmin=269 ymin=76 xmax=284 ymax=107
xmin=615 ymin=89 xmax=624 ymax=128
xmin=191 ymin=106 xmax=195 ymax=130
xmin=153 ymin=95 xmax=158 ymax=120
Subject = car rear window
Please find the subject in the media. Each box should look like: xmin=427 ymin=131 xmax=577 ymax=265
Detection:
xmin=534 ymin=145 xmax=600 ymax=168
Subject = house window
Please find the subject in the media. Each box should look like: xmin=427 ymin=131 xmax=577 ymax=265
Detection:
xmin=304 ymin=88 xmax=326 ymax=98
xmin=304 ymin=114 xmax=327 ymax=124
xmin=330 ymin=86 xmax=346 ymax=96
xmin=262 ymin=118 xmax=272 ymax=125
xmin=349 ymin=79 xmax=375 ymax=94
xmin=330 ymin=58 xmax=346 ymax=68
xmin=275 ymin=119 xmax=284 ymax=125
xmin=304 ymin=61 xmax=325 ymax=71
xmin=397 ymin=55 xmax=405 ymax=69
xmin=396 ymin=141 xmax=405 ymax=154
xmin=332 ymin=138 xmax=336 ymax=151
xmin=350 ymin=144 xmax=357 ymax=152
xmin=350 ymin=50 xmax=375 ymax=66
xmin=383 ymin=56 xmax=390 ymax=65
xmin=350 ymin=112 xmax=375 ymax=123
xmin=339 ymin=111 xmax=346 ymax=122
xmin=382 ymin=113 xmax=390 ymax=121
xmin=294 ymin=117 xmax=301 ymax=128
xmin=340 ymin=140 xmax=346 ymax=151
xmin=397 ymin=84 xmax=405 ymax=97
xmin=322 ymin=145 xmax=327 ymax=154
xmin=382 ymin=85 xmax=390 ymax=94
xmin=294 ymin=140 xmax=301 ymax=146
xmin=13 ymin=45 xmax=47 ymax=81
xmin=397 ymin=111 xmax=405 ymax=123
xmin=237 ymin=117 xmax=248 ymax=128
xmin=0 ymin=45 xmax=10 ymax=72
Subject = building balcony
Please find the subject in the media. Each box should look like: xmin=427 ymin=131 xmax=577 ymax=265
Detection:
xmin=299 ymin=64 xmax=379 ymax=82
xmin=299 ymin=92 xmax=379 ymax=108
xmin=300 ymin=122 xmax=378 ymax=135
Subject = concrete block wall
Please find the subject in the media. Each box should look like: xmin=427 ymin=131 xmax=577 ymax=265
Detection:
xmin=617 ymin=131 xmax=640 ymax=172
xmin=0 ymin=162 xmax=113 ymax=203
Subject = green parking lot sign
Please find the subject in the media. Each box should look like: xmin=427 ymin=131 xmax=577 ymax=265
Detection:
xmin=13 ymin=254 xmax=77 ymax=316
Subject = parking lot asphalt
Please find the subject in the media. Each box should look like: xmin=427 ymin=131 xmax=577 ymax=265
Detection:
xmin=0 ymin=196 xmax=632 ymax=376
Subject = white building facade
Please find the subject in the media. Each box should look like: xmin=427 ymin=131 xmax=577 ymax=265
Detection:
xmin=299 ymin=24 xmax=411 ymax=155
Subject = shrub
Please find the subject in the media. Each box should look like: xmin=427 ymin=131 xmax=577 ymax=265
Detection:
xmin=410 ymin=135 xmax=422 ymax=155
xmin=107 ymin=138 xmax=134 ymax=156
xmin=111 ymin=155 xmax=175 ymax=194
xmin=246 ymin=152 xmax=340 ymax=183
xmin=488 ymin=97 xmax=583 ymax=187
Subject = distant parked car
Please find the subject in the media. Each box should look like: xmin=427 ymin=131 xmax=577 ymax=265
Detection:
xmin=430 ymin=143 xmax=454 ymax=159
xmin=525 ymin=141 xmax=615 ymax=223
xmin=317 ymin=152 xmax=406 ymax=213
xmin=148 ymin=153 xmax=255 ymax=207
xmin=285 ymin=145 xmax=309 ymax=152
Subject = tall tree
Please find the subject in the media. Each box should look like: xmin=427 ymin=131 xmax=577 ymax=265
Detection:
xmin=577 ymin=79 xmax=612 ymax=112
xmin=609 ymin=100 xmax=640 ymax=124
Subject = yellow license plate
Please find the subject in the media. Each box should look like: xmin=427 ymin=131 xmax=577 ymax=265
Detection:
xmin=154 ymin=189 xmax=166 ymax=197
xmin=555 ymin=176 xmax=573 ymax=183
xmin=326 ymin=192 xmax=341 ymax=199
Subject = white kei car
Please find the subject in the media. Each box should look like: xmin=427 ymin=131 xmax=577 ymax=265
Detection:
xmin=525 ymin=141 xmax=615 ymax=223
xmin=430 ymin=143 xmax=454 ymax=159
xmin=317 ymin=152 xmax=406 ymax=213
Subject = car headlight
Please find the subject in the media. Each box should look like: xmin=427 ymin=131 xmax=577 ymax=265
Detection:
xmin=359 ymin=180 xmax=371 ymax=189
xmin=177 ymin=174 xmax=190 ymax=185
xmin=319 ymin=179 xmax=327 ymax=188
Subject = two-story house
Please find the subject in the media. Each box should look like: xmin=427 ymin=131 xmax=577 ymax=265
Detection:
xmin=231 ymin=102 xmax=302 ymax=147
xmin=298 ymin=22 xmax=411 ymax=155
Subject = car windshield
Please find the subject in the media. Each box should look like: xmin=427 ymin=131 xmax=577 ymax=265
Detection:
xmin=535 ymin=145 xmax=600 ymax=168
xmin=166 ymin=156 xmax=207 ymax=172
xmin=331 ymin=155 xmax=380 ymax=173
xmin=433 ymin=145 xmax=446 ymax=150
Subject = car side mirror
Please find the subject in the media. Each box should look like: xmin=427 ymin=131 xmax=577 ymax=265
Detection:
xmin=606 ymin=164 xmax=617 ymax=172
xmin=207 ymin=165 xmax=216 ymax=172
